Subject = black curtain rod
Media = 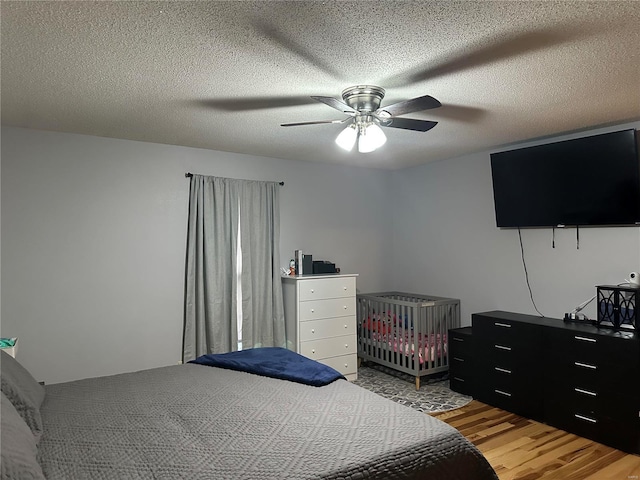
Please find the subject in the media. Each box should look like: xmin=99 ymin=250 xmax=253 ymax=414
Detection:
xmin=185 ymin=172 xmax=283 ymax=186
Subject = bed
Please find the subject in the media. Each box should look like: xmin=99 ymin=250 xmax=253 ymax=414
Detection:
xmin=1 ymin=348 xmax=497 ymax=480
xmin=357 ymin=292 xmax=461 ymax=389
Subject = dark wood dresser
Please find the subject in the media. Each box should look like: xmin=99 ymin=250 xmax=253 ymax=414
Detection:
xmin=449 ymin=310 xmax=640 ymax=454
xmin=448 ymin=327 xmax=475 ymax=396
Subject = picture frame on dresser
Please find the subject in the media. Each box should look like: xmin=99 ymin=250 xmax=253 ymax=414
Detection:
xmin=281 ymin=274 xmax=359 ymax=381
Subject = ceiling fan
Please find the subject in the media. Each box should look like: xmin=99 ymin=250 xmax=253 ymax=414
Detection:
xmin=281 ymin=85 xmax=441 ymax=153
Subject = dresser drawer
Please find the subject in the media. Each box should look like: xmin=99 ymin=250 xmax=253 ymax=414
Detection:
xmin=479 ymin=359 xmax=541 ymax=395
xmin=562 ymin=360 xmax=600 ymax=391
xmin=549 ymin=329 xmax=600 ymax=359
xmin=299 ymin=297 xmax=356 ymax=321
xmin=300 ymin=335 xmax=356 ymax=360
xmin=599 ymin=391 xmax=640 ymax=423
xmin=546 ymin=327 xmax=639 ymax=369
xmin=298 ymin=277 xmax=356 ymax=301
xmin=450 ymin=356 xmax=475 ymax=393
xmin=476 ymin=382 xmax=542 ymax=420
xmin=449 ymin=327 xmax=474 ymax=356
xmin=546 ymin=403 xmax=602 ymax=443
xmin=449 ymin=375 xmax=473 ymax=395
xmin=546 ymin=382 xmax=638 ymax=423
xmin=318 ymin=354 xmax=357 ymax=376
xmin=476 ymin=342 xmax=533 ymax=369
xmin=481 ymin=361 xmax=539 ymax=388
xmin=450 ymin=354 xmax=474 ymax=377
xmin=546 ymin=402 xmax=640 ymax=454
xmin=546 ymin=383 xmax=599 ymax=418
xmin=473 ymin=314 xmax=541 ymax=346
xmin=548 ymin=350 xmax=640 ymax=395
xmin=299 ymin=316 xmax=356 ymax=342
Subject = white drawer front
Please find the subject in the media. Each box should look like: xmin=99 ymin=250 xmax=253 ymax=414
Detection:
xmin=299 ymin=277 xmax=356 ymax=301
xmin=300 ymin=335 xmax=356 ymax=360
xmin=299 ymin=297 xmax=356 ymax=321
xmin=318 ymin=354 xmax=357 ymax=376
xmin=299 ymin=316 xmax=356 ymax=342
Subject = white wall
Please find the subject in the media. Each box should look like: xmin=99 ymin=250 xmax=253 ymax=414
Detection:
xmin=389 ymin=121 xmax=640 ymax=325
xmin=1 ymin=127 xmax=393 ymax=383
xmin=3 ymin=122 xmax=639 ymax=383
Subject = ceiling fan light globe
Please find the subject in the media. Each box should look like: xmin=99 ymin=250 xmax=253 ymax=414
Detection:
xmin=358 ymin=124 xmax=387 ymax=153
xmin=335 ymin=125 xmax=357 ymax=151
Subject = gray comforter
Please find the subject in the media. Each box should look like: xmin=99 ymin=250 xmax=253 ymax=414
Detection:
xmin=37 ymin=364 xmax=498 ymax=479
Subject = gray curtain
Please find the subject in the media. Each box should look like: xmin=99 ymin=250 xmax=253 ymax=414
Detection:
xmin=183 ymin=175 xmax=285 ymax=362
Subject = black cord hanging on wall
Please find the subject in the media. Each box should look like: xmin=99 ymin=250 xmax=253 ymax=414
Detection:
xmin=518 ymin=227 xmax=545 ymax=317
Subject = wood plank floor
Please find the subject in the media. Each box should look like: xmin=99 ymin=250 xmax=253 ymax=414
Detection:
xmin=432 ymin=400 xmax=640 ymax=479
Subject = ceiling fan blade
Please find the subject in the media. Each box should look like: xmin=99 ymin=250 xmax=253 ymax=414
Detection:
xmin=251 ymin=19 xmax=344 ymax=80
xmin=382 ymin=24 xmax=602 ymax=88
xmin=376 ymin=95 xmax=441 ymax=117
xmin=381 ymin=118 xmax=438 ymax=132
xmin=428 ymin=104 xmax=487 ymax=123
xmin=281 ymin=118 xmax=351 ymax=127
xmin=311 ymin=96 xmax=357 ymax=114
xmin=193 ymin=96 xmax=318 ymax=112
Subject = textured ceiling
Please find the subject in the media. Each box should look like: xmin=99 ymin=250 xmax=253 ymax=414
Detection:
xmin=2 ymin=1 xmax=639 ymax=169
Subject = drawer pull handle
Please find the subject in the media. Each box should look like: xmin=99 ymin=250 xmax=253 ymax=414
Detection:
xmin=311 ymin=329 xmax=315 ymax=333
xmin=574 ymin=361 xmax=597 ymax=370
xmin=453 ymin=337 xmax=464 ymax=342
xmin=453 ymin=357 xmax=464 ymax=362
xmin=574 ymin=413 xmax=597 ymax=424
xmin=311 ymin=309 xmax=315 ymax=313
xmin=494 ymin=322 xmax=511 ymax=328
xmin=495 ymin=389 xmax=512 ymax=397
xmin=310 ymin=289 xmax=315 ymax=293
xmin=574 ymin=387 xmax=597 ymax=397
xmin=495 ymin=367 xmax=511 ymax=374
xmin=344 ymin=363 xmax=348 ymax=368
xmin=311 ymin=349 xmax=315 ymax=354
xmin=345 ymin=344 xmax=349 ymax=348
xmin=344 ymin=305 xmax=347 ymax=309
xmin=494 ymin=344 xmax=512 ymax=351
xmin=344 ymin=325 xmax=348 ymax=329
xmin=574 ymin=335 xmax=596 ymax=343
xmin=343 ymin=286 xmax=347 ymax=290
xmin=453 ymin=377 xmax=465 ymax=382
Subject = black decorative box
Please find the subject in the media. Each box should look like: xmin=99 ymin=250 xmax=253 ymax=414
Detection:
xmin=312 ymin=261 xmax=337 ymax=274
xmin=596 ymin=284 xmax=639 ymax=330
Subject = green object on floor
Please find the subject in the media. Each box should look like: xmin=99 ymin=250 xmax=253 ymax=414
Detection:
xmin=0 ymin=338 xmax=16 ymax=348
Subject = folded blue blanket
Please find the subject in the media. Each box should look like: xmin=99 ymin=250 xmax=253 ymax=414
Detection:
xmin=189 ymin=347 xmax=345 ymax=387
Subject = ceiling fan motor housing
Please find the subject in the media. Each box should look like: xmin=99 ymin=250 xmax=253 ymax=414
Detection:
xmin=281 ymin=85 xmax=439 ymax=135
xmin=341 ymin=85 xmax=385 ymax=113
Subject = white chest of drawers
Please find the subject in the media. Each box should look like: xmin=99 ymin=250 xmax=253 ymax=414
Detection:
xmin=282 ymin=274 xmax=358 ymax=381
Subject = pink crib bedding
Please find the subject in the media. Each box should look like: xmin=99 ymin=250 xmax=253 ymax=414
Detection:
xmin=361 ymin=318 xmax=447 ymax=364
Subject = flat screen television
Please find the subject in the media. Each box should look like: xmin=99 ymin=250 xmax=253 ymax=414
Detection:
xmin=490 ymin=129 xmax=640 ymax=228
